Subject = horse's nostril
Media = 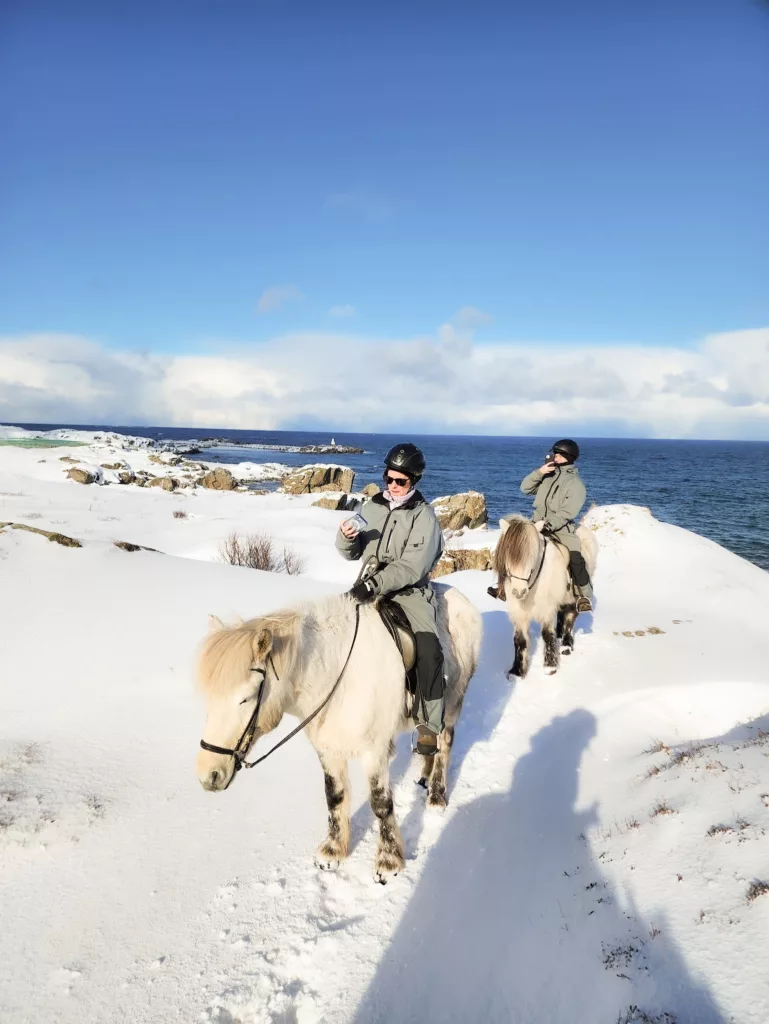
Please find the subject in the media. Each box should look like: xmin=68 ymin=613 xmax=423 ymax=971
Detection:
xmin=210 ymin=770 xmax=219 ymax=786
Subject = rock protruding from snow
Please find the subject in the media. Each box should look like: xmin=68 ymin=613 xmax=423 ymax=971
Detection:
xmin=282 ymin=465 xmax=355 ymax=494
xmin=200 ymin=467 xmax=237 ymax=491
xmin=66 ymin=466 xmax=101 ymax=485
xmin=431 ymin=546 xmax=493 ymax=578
xmin=147 ymin=477 xmax=178 ymax=492
xmin=312 ymin=494 xmax=349 ymax=511
xmin=362 ymin=482 xmax=381 ymax=496
xmin=432 ymin=491 xmax=488 ymax=531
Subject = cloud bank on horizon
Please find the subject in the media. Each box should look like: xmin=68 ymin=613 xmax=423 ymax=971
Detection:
xmin=1 ymin=326 xmax=767 ymax=440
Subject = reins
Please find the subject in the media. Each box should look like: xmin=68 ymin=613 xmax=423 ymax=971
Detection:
xmin=200 ymin=603 xmax=361 ymax=773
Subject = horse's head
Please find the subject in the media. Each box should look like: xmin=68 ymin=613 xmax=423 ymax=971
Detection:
xmin=494 ymin=517 xmax=542 ymax=600
xmin=195 ymin=614 xmax=278 ymax=792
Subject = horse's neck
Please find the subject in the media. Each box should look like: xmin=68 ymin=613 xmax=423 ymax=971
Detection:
xmin=274 ymin=599 xmax=354 ymax=716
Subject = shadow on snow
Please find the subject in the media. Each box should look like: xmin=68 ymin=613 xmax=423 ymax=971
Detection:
xmin=352 ymin=709 xmax=724 ymax=1024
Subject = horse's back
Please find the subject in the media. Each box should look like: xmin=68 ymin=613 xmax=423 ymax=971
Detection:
xmin=575 ymin=524 xmax=599 ymax=575
xmin=431 ymin=582 xmax=482 ymax=692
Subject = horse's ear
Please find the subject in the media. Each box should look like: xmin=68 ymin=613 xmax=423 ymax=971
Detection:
xmin=208 ymin=614 xmax=225 ymax=632
xmin=233 ymin=615 xmax=245 ymax=627
xmin=253 ymin=628 xmax=272 ymax=660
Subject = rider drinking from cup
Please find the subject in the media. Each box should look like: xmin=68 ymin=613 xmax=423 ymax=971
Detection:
xmin=488 ymin=438 xmax=594 ymax=612
xmin=336 ymin=443 xmax=445 ymax=755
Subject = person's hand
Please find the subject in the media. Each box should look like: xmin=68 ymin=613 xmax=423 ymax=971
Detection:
xmin=340 ymin=520 xmax=358 ymax=539
xmin=348 ymin=579 xmax=377 ymax=604
xmin=538 ymin=462 xmax=557 ymax=475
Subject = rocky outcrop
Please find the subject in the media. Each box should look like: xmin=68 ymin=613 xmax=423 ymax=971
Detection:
xmin=66 ymin=467 xmax=99 ymax=485
xmin=312 ymin=494 xmax=349 ymax=511
xmin=147 ymin=476 xmax=178 ymax=492
xmin=199 ymin=467 xmax=237 ymax=491
xmin=431 ymin=491 xmax=487 ymax=532
xmin=117 ymin=470 xmax=136 ymax=485
xmin=0 ymin=522 xmax=81 ymax=548
xmin=361 ymin=482 xmax=381 ymax=497
xmin=114 ymin=541 xmax=159 ymax=553
xmin=282 ymin=466 xmax=355 ymax=494
xmin=431 ymin=547 xmax=494 ymax=578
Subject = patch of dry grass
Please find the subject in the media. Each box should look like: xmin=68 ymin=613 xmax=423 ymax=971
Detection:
xmin=746 ymin=880 xmax=769 ymax=903
xmin=219 ymin=531 xmax=305 ymax=575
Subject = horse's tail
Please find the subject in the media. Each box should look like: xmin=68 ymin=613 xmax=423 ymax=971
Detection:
xmin=493 ymin=516 xmax=538 ymax=582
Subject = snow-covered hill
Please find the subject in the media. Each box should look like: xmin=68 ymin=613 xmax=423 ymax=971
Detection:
xmin=1 ymin=431 xmax=768 ymax=1024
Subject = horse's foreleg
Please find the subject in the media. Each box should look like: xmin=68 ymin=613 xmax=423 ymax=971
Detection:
xmin=559 ymin=604 xmax=578 ymax=655
xmin=315 ymin=755 xmax=351 ymax=870
xmin=510 ymin=626 xmax=529 ymax=678
xmin=365 ymin=752 xmax=405 ymax=884
xmin=542 ymin=619 xmax=559 ymax=675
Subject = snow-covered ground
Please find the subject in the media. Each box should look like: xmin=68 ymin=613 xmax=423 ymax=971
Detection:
xmin=1 ymin=429 xmax=768 ymax=1024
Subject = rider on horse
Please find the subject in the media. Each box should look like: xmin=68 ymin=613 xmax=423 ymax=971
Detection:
xmin=336 ymin=443 xmax=445 ymax=755
xmin=488 ymin=438 xmax=594 ymax=612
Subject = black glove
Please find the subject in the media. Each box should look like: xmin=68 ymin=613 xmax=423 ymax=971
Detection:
xmin=348 ymin=579 xmax=377 ymax=604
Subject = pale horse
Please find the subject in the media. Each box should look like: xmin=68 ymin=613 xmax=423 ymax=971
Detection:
xmin=493 ymin=516 xmax=598 ymax=678
xmin=195 ymin=584 xmax=482 ymax=883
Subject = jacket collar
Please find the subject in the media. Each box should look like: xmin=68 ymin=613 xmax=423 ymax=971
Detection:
xmin=371 ymin=489 xmax=425 ymax=510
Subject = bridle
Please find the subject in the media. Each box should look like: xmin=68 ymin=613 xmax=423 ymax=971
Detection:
xmin=199 ymin=604 xmax=361 ymax=776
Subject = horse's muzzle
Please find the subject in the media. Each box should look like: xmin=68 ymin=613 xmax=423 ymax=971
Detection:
xmin=197 ymin=755 xmax=236 ymax=792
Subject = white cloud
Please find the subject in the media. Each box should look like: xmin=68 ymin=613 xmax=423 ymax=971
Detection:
xmin=329 ymin=305 xmax=356 ymax=318
xmin=256 ymin=285 xmax=304 ymax=314
xmin=454 ymin=306 xmax=494 ymax=330
xmin=1 ymin=328 xmax=768 ymax=439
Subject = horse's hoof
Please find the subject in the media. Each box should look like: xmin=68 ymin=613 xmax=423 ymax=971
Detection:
xmin=561 ymin=647 xmax=573 ymax=656
xmin=374 ymin=850 xmax=404 ymax=884
xmin=315 ymin=843 xmax=344 ymax=871
xmin=545 ymin=667 xmax=557 ymax=676
xmin=427 ymin=790 xmax=448 ymax=810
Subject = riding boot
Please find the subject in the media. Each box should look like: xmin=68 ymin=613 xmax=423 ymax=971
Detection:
xmin=568 ymin=550 xmax=594 ymax=611
xmin=486 ymin=579 xmax=506 ymax=601
xmin=412 ymin=633 xmax=445 ymax=755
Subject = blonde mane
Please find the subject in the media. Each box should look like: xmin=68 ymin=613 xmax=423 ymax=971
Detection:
xmin=493 ymin=515 xmax=540 ymax=578
xmin=197 ymin=596 xmax=351 ymax=696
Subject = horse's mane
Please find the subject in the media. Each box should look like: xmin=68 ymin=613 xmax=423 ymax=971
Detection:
xmin=493 ymin=516 xmax=539 ymax=578
xmin=197 ymin=594 xmax=352 ymax=696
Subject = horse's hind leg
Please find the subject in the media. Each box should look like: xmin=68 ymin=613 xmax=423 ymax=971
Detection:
xmin=559 ymin=604 xmax=578 ymax=655
xmin=510 ymin=626 xmax=529 ymax=679
xmin=542 ymin=618 xmax=559 ymax=675
xmin=364 ymin=750 xmax=405 ymax=884
xmin=426 ymin=724 xmax=455 ymax=809
xmin=315 ymin=755 xmax=351 ymax=871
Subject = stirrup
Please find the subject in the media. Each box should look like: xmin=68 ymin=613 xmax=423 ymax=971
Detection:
xmin=576 ymin=596 xmax=593 ymax=613
xmin=412 ymin=725 xmax=439 ymax=756
xmin=486 ymin=585 xmax=499 ymax=600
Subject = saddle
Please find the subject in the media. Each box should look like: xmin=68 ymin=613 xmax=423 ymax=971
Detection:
xmin=377 ymin=598 xmax=417 ymax=677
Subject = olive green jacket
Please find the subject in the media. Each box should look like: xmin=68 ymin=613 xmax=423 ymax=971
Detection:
xmin=335 ymin=490 xmax=443 ymax=595
xmin=520 ymin=464 xmax=587 ymax=533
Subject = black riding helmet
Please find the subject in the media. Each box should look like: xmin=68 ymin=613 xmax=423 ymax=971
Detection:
xmin=383 ymin=442 xmax=426 ymax=483
xmin=551 ymin=439 xmax=580 ymax=463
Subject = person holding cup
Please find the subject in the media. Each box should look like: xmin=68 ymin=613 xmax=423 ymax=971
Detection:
xmin=336 ymin=443 xmax=445 ymax=755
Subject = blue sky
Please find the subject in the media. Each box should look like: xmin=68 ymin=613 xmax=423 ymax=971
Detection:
xmin=1 ymin=2 xmax=768 ymax=439
xmin=2 ymin=0 xmax=768 ymax=352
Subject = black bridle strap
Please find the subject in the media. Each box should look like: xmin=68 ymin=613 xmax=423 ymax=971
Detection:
xmin=200 ymin=604 xmax=361 ymax=772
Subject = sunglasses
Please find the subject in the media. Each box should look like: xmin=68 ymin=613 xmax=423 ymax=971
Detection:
xmin=384 ymin=474 xmax=411 ymax=488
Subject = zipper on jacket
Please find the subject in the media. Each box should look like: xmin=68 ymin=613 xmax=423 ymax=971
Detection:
xmin=375 ymin=510 xmax=395 ymax=562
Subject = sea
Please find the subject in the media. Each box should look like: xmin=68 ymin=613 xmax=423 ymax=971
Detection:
xmin=10 ymin=423 xmax=769 ymax=573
